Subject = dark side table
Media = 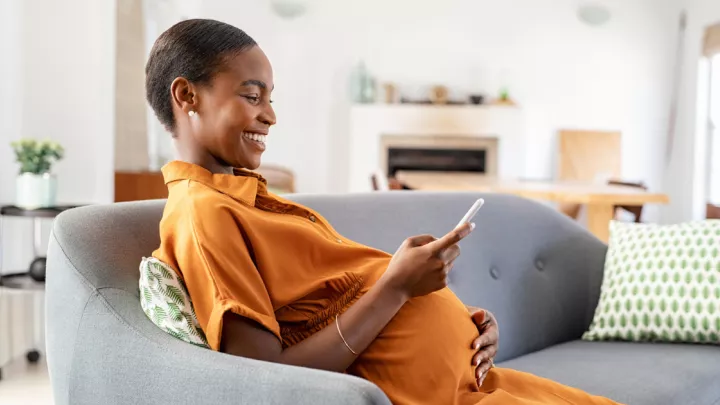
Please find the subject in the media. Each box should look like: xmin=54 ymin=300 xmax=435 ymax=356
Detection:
xmin=0 ymin=205 xmax=80 ymax=380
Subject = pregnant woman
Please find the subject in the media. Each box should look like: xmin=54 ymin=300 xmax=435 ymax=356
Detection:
xmin=148 ymin=18 xmax=619 ymax=405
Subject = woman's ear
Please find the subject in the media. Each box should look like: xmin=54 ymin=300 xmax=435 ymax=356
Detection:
xmin=170 ymin=77 xmax=198 ymax=116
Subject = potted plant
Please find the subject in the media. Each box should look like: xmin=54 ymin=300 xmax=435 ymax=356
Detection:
xmin=11 ymin=139 xmax=64 ymax=209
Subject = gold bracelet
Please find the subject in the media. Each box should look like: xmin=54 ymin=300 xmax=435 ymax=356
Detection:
xmin=335 ymin=315 xmax=358 ymax=355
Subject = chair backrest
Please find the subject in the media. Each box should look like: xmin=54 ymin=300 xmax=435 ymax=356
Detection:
xmin=370 ymin=170 xmax=390 ymax=191
xmin=256 ymin=163 xmax=296 ymax=193
xmin=46 ymin=193 xmax=606 ymax=401
xmin=558 ymin=129 xmax=621 ymax=182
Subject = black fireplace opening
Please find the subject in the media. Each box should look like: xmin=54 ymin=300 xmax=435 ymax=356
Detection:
xmin=386 ymin=147 xmax=486 ymax=177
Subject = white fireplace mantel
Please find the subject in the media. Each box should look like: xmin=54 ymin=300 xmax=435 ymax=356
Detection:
xmin=348 ymin=104 xmax=526 ymax=192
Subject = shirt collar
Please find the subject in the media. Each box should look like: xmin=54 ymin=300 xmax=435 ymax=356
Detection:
xmin=161 ymin=160 xmax=267 ymax=206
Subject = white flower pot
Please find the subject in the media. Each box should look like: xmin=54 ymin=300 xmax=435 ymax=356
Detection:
xmin=15 ymin=173 xmax=57 ymax=209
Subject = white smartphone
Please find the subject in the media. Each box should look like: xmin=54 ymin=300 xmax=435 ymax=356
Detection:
xmin=454 ymin=198 xmax=485 ymax=230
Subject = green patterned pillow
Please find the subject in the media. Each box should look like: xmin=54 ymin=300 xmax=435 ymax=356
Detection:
xmin=583 ymin=220 xmax=720 ymax=344
xmin=139 ymin=257 xmax=210 ymax=348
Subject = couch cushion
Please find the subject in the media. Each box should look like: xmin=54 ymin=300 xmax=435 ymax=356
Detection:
xmin=499 ymin=340 xmax=720 ymax=405
xmin=139 ymin=257 xmax=210 ymax=348
xmin=584 ymin=220 xmax=720 ymax=345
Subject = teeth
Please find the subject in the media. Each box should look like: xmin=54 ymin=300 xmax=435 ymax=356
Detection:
xmin=243 ymin=133 xmax=266 ymax=143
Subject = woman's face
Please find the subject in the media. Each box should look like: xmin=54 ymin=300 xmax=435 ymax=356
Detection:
xmin=183 ymin=46 xmax=276 ymax=171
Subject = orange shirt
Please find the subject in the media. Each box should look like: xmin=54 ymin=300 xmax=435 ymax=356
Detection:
xmin=153 ymin=161 xmax=620 ymax=405
xmin=153 ymin=160 xmax=389 ymax=350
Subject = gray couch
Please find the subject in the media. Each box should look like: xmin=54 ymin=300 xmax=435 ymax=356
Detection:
xmin=46 ymin=192 xmax=720 ymax=405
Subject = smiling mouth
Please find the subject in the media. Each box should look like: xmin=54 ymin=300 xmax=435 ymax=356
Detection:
xmin=242 ymin=132 xmax=267 ymax=148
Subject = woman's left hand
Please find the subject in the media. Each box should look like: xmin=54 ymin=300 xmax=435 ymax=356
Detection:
xmin=468 ymin=306 xmax=499 ymax=388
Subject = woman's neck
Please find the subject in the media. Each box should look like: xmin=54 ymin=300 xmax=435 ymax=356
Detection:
xmin=173 ymin=137 xmax=234 ymax=175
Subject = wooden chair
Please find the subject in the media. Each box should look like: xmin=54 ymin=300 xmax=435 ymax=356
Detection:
xmin=370 ymin=170 xmax=408 ymax=191
xmin=708 ymin=203 xmax=720 ymax=219
xmin=256 ymin=164 xmax=296 ymax=194
xmin=557 ymin=129 xmax=622 ymax=220
xmin=608 ymin=180 xmax=647 ymax=223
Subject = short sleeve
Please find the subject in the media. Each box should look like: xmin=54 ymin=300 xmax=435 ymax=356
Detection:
xmin=173 ymin=201 xmax=281 ymax=351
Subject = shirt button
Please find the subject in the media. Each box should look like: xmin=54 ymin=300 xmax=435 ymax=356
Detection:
xmin=309 ymin=215 xmax=316 ymax=222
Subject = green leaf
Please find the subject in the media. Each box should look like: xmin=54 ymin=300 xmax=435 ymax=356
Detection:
xmin=183 ymin=312 xmax=199 ymax=334
xmin=142 ymin=287 xmax=153 ymax=304
xmin=167 ymin=302 xmax=183 ymax=322
xmin=159 ymin=265 xmax=173 ymax=280
xmin=152 ymin=306 xmax=167 ymax=325
xmin=164 ymin=285 xmax=185 ymax=305
xmin=167 ymin=328 xmax=190 ymax=342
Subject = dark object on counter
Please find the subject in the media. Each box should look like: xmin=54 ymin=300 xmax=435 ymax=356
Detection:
xmin=469 ymin=94 xmax=485 ymax=105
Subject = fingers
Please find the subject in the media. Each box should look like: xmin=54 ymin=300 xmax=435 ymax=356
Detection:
xmin=427 ymin=222 xmax=475 ymax=253
xmin=472 ymin=346 xmax=496 ymax=366
xmin=405 ymin=234 xmax=436 ymax=247
xmin=439 ymin=244 xmax=461 ymax=263
xmin=474 ymin=329 xmax=499 ymax=350
xmin=475 ymin=360 xmax=494 ymax=388
xmin=471 ymin=310 xmax=487 ymax=327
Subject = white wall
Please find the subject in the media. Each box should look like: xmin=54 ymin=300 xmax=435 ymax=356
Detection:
xmin=665 ymin=0 xmax=720 ymax=222
xmin=0 ymin=0 xmax=116 ymax=272
xmin=172 ymin=0 xmax=680 ymax=213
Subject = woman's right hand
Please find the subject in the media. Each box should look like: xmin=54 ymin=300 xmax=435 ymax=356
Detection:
xmin=380 ymin=223 xmax=475 ymax=300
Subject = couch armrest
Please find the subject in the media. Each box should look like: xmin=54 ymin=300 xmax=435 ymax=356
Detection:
xmin=46 ymin=232 xmax=390 ymax=405
xmin=54 ymin=288 xmax=390 ymax=405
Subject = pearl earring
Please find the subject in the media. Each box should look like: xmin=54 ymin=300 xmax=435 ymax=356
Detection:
xmin=188 ymin=111 xmax=196 ymax=117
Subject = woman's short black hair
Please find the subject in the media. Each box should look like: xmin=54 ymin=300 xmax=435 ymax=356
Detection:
xmin=145 ymin=19 xmax=257 ymax=131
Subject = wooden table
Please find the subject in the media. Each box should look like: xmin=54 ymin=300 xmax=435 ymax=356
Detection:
xmin=395 ymin=172 xmax=670 ymax=243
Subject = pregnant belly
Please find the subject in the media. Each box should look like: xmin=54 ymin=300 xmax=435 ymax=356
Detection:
xmin=347 ymin=288 xmax=481 ymax=405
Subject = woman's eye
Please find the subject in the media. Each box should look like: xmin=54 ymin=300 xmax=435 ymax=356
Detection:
xmin=242 ymin=95 xmax=260 ymax=104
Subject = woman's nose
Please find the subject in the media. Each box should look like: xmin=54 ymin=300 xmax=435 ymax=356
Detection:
xmin=259 ymin=104 xmax=277 ymax=126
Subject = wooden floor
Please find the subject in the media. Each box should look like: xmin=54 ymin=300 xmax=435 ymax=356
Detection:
xmin=0 ymin=357 xmax=53 ymax=405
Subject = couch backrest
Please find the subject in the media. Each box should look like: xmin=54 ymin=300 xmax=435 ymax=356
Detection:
xmin=287 ymin=192 xmax=608 ymax=361
xmin=47 ymin=192 xmax=606 ymax=374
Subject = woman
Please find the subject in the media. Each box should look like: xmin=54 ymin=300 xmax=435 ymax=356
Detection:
xmin=148 ymin=19 xmax=619 ymax=405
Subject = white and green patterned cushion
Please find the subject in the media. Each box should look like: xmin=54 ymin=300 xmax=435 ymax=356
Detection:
xmin=583 ymin=220 xmax=720 ymax=344
xmin=139 ymin=257 xmax=210 ymax=348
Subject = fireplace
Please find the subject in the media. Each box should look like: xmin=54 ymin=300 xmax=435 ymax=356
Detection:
xmin=381 ymin=135 xmax=498 ymax=178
